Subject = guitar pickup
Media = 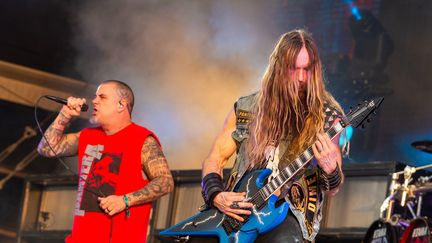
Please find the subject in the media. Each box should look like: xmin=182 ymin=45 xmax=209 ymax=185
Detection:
xmin=222 ymin=220 xmax=234 ymax=235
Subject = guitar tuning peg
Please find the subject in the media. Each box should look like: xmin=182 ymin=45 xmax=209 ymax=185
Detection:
xmin=373 ymin=111 xmax=377 ymax=115
xmin=367 ymin=118 xmax=371 ymax=123
xmin=361 ymin=124 xmax=366 ymax=129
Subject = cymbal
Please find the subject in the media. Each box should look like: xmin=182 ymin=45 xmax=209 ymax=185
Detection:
xmin=411 ymin=140 xmax=432 ymax=153
xmin=413 ymin=183 xmax=432 ymax=194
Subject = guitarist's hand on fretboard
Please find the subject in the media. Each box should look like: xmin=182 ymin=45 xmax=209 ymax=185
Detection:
xmin=312 ymin=132 xmax=341 ymax=175
xmin=213 ymin=191 xmax=254 ymax=222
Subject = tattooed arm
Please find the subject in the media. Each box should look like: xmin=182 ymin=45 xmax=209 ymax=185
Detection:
xmin=98 ymin=136 xmax=173 ymax=216
xmin=37 ymin=97 xmax=86 ymax=157
xmin=127 ymin=136 xmax=174 ymax=206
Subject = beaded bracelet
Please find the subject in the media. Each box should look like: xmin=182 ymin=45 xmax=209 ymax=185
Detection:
xmin=123 ymin=195 xmax=130 ymax=218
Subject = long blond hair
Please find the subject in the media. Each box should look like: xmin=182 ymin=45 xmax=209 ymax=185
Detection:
xmin=247 ymin=29 xmax=341 ymax=167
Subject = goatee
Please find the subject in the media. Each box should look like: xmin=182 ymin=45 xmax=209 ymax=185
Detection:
xmin=89 ymin=117 xmax=99 ymax=125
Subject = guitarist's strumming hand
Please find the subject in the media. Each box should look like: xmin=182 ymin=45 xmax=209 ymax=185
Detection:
xmin=213 ymin=192 xmax=254 ymax=222
xmin=312 ymin=132 xmax=341 ymax=175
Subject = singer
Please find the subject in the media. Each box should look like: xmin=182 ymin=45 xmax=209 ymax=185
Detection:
xmin=37 ymin=80 xmax=174 ymax=243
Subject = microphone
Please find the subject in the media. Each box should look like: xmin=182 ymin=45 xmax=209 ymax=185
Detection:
xmin=45 ymin=95 xmax=88 ymax=112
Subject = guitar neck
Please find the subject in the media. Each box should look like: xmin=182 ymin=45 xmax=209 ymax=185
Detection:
xmin=256 ymin=121 xmax=345 ymax=202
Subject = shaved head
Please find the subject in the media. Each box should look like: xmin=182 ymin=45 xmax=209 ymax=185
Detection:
xmin=102 ymin=80 xmax=135 ymax=115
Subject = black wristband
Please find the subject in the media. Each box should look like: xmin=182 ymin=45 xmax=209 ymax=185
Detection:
xmin=319 ymin=164 xmax=342 ymax=191
xmin=201 ymin=173 xmax=224 ymax=207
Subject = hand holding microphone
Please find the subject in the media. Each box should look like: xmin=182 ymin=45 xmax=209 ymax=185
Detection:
xmin=45 ymin=95 xmax=88 ymax=119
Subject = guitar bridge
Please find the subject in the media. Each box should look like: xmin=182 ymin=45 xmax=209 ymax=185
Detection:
xmin=222 ymin=217 xmax=242 ymax=235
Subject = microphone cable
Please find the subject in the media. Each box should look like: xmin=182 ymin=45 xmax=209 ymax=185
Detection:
xmin=34 ymin=95 xmax=105 ymax=198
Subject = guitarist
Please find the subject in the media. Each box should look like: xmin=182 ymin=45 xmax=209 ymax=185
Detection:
xmin=201 ymin=29 xmax=346 ymax=242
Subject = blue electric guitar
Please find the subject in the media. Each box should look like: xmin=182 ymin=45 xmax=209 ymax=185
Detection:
xmin=160 ymin=97 xmax=384 ymax=243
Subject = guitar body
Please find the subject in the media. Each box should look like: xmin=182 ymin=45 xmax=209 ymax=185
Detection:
xmin=160 ymin=169 xmax=290 ymax=243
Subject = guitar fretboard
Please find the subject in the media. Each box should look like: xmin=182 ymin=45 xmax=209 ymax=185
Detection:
xmin=251 ymin=121 xmax=344 ymax=206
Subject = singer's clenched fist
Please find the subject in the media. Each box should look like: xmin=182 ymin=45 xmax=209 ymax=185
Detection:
xmin=61 ymin=97 xmax=86 ymax=118
xmin=98 ymin=195 xmax=126 ymax=216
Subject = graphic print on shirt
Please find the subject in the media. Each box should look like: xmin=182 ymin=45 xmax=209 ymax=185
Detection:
xmin=74 ymin=144 xmax=122 ymax=216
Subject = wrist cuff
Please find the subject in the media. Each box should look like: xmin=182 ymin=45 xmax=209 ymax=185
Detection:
xmin=320 ymin=163 xmax=342 ymax=191
xmin=201 ymin=173 xmax=224 ymax=207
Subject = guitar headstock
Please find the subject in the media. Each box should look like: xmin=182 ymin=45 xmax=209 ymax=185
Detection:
xmin=341 ymin=97 xmax=384 ymax=128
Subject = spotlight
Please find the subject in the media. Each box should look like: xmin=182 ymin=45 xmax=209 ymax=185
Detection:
xmin=351 ymin=6 xmax=362 ymax=21
xmin=349 ymin=9 xmax=394 ymax=69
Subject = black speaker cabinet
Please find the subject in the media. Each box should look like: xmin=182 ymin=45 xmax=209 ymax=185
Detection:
xmin=0 ymin=175 xmax=24 ymax=243
xmin=16 ymin=175 xmax=77 ymax=243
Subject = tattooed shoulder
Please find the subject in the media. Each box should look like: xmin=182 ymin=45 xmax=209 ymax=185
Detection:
xmin=141 ymin=136 xmax=170 ymax=179
xmin=141 ymin=136 xmax=165 ymax=162
xmin=126 ymin=135 xmax=173 ymax=205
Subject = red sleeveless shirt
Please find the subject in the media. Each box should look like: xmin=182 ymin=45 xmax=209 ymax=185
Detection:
xmin=66 ymin=123 xmax=158 ymax=243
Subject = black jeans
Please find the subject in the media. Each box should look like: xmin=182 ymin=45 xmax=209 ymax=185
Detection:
xmin=255 ymin=212 xmax=305 ymax=243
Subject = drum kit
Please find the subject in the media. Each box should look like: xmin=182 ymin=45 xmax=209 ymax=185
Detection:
xmin=364 ymin=141 xmax=432 ymax=243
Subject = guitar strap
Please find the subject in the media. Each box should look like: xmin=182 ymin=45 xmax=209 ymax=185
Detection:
xmin=226 ymin=93 xmax=257 ymax=191
xmin=283 ymin=165 xmax=323 ymax=241
xmin=280 ymin=103 xmax=341 ymax=241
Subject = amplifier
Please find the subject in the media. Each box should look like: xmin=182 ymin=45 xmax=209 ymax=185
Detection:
xmin=318 ymin=161 xmax=405 ymax=242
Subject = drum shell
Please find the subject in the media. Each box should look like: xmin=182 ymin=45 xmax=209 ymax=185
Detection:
xmin=363 ymin=219 xmax=403 ymax=243
xmin=400 ymin=218 xmax=431 ymax=243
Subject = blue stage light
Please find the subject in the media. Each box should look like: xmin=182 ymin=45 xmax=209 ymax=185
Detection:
xmin=351 ymin=7 xmax=362 ymax=21
xmin=339 ymin=125 xmax=353 ymax=147
xmin=345 ymin=0 xmax=362 ymax=21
